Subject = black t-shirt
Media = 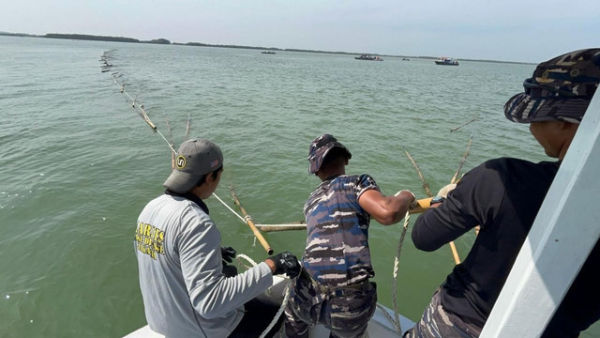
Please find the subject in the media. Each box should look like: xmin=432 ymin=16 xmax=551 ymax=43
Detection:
xmin=412 ymin=157 xmax=600 ymax=337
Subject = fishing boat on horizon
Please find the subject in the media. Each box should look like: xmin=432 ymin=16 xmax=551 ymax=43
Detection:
xmin=434 ymin=57 xmax=459 ymax=65
xmin=355 ymin=54 xmax=383 ymax=61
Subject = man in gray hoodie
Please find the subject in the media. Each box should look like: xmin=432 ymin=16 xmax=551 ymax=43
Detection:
xmin=135 ymin=138 xmax=300 ymax=337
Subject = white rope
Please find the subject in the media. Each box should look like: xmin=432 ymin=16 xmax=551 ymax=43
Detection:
xmin=235 ymin=253 xmax=258 ymax=267
xmin=211 ymin=193 xmax=247 ymax=223
xmin=391 ymin=210 xmax=411 ymax=335
xmin=111 ymin=75 xmax=177 ymax=154
xmin=259 ymin=283 xmax=290 ymax=338
xmin=376 ymin=303 xmax=403 ymax=334
xmin=235 ymin=254 xmax=292 ymax=338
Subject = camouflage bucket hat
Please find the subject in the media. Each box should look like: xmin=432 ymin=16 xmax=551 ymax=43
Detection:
xmin=307 ymin=134 xmax=352 ymax=174
xmin=504 ymin=48 xmax=600 ymax=124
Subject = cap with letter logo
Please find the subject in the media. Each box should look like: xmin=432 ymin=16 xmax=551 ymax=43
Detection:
xmin=163 ymin=138 xmax=223 ymax=193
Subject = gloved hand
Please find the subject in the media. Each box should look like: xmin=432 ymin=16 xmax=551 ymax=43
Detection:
xmin=436 ymin=183 xmax=457 ymax=198
xmin=267 ymin=251 xmax=301 ymax=278
xmin=221 ymin=246 xmax=237 ymax=263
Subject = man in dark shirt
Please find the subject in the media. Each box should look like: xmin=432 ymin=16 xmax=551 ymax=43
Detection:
xmin=405 ymin=48 xmax=600 ymax=337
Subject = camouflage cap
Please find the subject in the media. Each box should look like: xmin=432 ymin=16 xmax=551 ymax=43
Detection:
xmin=163 ymin=138 xmax=223 ymax=193
xmin=307 ymin=134 xmax=352 ymax=174
xmin=504 ymin=48 xmax=600 ymax=124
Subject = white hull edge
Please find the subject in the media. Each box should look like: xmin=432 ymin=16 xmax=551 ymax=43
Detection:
xmin=124 ymin=276 xmax=414 ymax=337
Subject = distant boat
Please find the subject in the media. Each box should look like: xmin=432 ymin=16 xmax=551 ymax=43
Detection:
xmin=261 ymin=50 xmax=276 ymax=54
xmin=435 ymin=57 xmax=459 ymax=66
xmin=402 ymin=57 xmax=410 ymax=61
xmin=355 ymin=54 xmax=383 ymax=61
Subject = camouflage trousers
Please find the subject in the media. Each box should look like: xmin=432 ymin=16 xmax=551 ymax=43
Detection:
xmin=403 ymin=289 xmax=481 ymax=338
xmin=283 ymin=273 xmax=377 ymax=338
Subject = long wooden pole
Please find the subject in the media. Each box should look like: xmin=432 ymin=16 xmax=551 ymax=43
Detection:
xmin=255 ymin=223 xmax=307 ymax=232
xmin=405 ymin=149 xmax=461 ymax=265
xmin=230 ymin=187 xmax=274 ymax=255
xmin=252 ymin=197 xmax=435 ymax=232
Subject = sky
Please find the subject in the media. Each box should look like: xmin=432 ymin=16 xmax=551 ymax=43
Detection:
xmin=2 ymin=0 xmax=599 ymax=63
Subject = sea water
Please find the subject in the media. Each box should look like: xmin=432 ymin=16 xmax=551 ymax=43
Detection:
xmin=1 ymin=36 xmax=597 ymax=337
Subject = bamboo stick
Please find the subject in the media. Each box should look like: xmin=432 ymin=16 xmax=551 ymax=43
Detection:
xmin=185 ymin=113 xmax=191 ymax=140
xmin=405 ymin=149 xmax=461 ymax=265
xmin=255 ymin=223 xmax=307 ymax=232
xmin=230 ymin=187 xmax=274 ymax=255
xmin=451 ymin=136 xmax=472 ymax=184
xmin=450 ymin=137 xmax=480 ymax=238
xmin=450 ymin=117 xmax=479 ymax=133
xmin=404 ymin=150 xmax=433 ymax=197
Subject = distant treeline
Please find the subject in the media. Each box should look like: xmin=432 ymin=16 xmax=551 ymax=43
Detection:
xmin=0 ymin=31 xmax=532 ymax=64
xmin=45 ymin=33 xmax=170 ymax=44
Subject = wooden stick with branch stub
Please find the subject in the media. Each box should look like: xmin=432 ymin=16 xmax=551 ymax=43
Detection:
xmin=185 ymin=113 xmax=192 ymax=140
xmin=404 ymin=150 xmax=433 ymax=197
xmin=450 ymin=117 xmax=479 ymax=133
xmin=404 ymin=149 xmax=461 ymax=265
xmin=165 ymin=117 xmax=176 ymax=169
xmin=450 ymin=137 xmax=481 ymax=236
xmin=230 ymin=187 xmax=274 ymax=255
xmin=451 ymin=137 xmax=472 ymax=184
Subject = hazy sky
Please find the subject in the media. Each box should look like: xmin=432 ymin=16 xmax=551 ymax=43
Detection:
xmin=2 ymin=0 xmax=599 ymax=63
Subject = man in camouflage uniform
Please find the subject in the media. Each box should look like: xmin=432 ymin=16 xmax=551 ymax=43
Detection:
xmin=406 ymin=49 xmax=600 ymax=337
xmin=284 ymin=134 xmax=416 ymax=337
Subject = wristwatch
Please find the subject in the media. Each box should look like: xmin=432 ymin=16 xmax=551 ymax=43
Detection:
xmin=430 ymin=196 xmax=446 ymax=206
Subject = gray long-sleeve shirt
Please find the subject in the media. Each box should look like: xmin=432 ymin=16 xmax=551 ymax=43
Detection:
xmin=135 ymin=193 xmax=273 ymax=338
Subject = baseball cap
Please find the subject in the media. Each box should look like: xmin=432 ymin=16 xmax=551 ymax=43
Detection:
xmin=163 ymin=138 xmax=223 ymax=193
xmin=307 ymin=134 xmax=352 ymax=174
xmin=504 ymin=48 xmax=600 ymax=124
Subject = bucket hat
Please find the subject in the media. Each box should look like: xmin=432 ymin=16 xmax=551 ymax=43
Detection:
xmin=504 ymin=48 xmax=600 ymax=124
xmin=308 ymin=134 xmax=352 ymax=174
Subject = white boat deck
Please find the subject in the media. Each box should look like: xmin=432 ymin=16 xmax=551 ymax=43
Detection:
xmin=124 ymin=275 xmax=414 ymax=337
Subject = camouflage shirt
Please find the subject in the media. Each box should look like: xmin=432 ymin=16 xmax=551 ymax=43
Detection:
xmin=303 ymin=174 xmax=379 ymax=287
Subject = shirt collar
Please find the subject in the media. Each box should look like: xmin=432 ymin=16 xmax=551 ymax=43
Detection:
xmin=165 ymin=189 xmax=209 ymax=214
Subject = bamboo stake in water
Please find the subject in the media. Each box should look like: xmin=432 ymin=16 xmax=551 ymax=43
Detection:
xmin=450 ymin=117 xmax=479 ymax=133
xmin=100 ymin=52 xmax=244 ymax=230
xmin=404 ymin=150 xmax=433 ymax=197
xmin=185 ymin=113 xmax=192 ymax=140
xmin=450 ymin=137 xmax=481 ymax=237
xmin=451 ymin=136 xmax=472 ymax=184
xmin=404 ymin=149 xmax=461 ymax=265
xmin=230 ymin=187 xmax=273 ymax=255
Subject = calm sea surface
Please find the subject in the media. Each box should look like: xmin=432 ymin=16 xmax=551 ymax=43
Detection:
xmin=1 ymin=36 xmax=597 ymax=337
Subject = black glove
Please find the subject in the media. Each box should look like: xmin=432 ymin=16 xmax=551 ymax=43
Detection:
xmin=221 ymin=246 xmax=236 ymax=263
xmin=269 ymin=251 xmax=301 ymax=278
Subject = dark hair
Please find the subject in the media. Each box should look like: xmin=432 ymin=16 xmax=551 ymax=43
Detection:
xmin=320 ymin=147 xmax=349 ymax=171
xmin=196 ymin=165 xmax=223 ymax=186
